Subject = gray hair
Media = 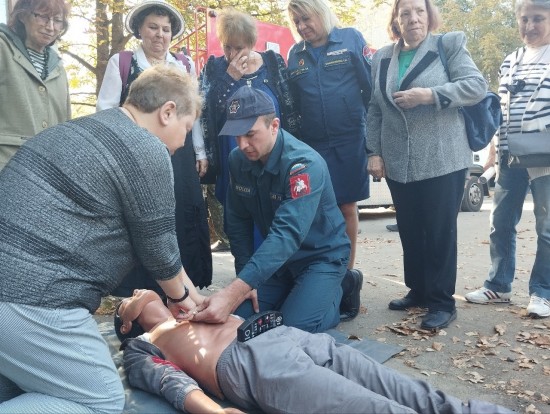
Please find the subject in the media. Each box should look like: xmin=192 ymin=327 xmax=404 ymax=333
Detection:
xmin=287 ymin=0 xmax=339 ymax=43
xmin=216 ymin=8 xmax=257 ymax=48
xmin=515 ymin=0 xmax=550 ymax=16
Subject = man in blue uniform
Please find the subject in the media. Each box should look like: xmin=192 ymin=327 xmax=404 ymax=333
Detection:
xmin=194 ymin=86 xmax=362 ymax=333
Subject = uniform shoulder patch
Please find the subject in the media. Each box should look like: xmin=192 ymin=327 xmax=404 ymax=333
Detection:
xmin=289 ymin=163 xmax=307 ymax=175
xmin=290 ymin=174 xmax=311 ymax=199
xmin=363 ymin=45 xmax=374 ymax=64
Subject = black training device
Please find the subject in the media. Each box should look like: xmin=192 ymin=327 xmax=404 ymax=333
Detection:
xmin=237 ymin=311 xmax=284 ymax=342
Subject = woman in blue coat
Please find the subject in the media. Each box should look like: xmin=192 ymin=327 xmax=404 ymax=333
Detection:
xmin=287 ymin=0 xmax=372 ymax=272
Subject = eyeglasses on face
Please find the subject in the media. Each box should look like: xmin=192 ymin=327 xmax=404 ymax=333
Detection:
xmin=32 ymin=12 xmax=64 ymax=30
xmin=505 ymin=79 xmax=526 ymax=95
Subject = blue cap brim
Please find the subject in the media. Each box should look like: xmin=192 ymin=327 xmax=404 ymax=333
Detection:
xmin=218 ymin=116 xmax=258 ymax=137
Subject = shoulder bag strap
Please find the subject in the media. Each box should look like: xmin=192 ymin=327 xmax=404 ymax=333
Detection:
xmin=173 ymin=52 xmax=191 ymax=74
xmin=118 ymin=50 xmax=134 ymax=87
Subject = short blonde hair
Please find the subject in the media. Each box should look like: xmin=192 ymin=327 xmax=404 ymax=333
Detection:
xmin=126 ymin=65 xmax=202 ymax=119
xmin=387 ymin=0 xmax=441 ymax=42
xmin=287 ymin=0 xmax=339 ymax=43
xmin=216 ymin=8 xmax=257 ymax=48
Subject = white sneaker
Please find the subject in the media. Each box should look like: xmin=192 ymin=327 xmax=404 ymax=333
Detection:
xmin=465 ymin=287 xmax=512 ymax=304
xmin=526 ymin=295 xmax=550 ymax=318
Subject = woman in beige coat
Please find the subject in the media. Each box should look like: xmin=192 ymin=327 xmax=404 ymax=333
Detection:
xmin=0 ymin=0 xmax=71 ymax=171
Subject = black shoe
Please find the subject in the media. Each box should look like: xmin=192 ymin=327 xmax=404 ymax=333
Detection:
xmin=420 ymin=309 xmax=457 ymax=330
xmin=386 ymin=223 xmax=398 ymax=232
xmin=339 ymin=269 xmax=363 ymax=322
xmin=388 ymin=296 xmax=424 ymax=310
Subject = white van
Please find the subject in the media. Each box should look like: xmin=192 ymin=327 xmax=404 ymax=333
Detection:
xmin=357 ymin=148 xmax=493 ymax=212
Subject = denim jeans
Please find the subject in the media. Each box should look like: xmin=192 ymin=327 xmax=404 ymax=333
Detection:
xmin=485 ymin=163 xmax=550 ymax=299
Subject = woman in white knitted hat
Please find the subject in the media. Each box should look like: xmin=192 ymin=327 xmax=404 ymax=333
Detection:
xmin=97 ymin=0 xmax=213 ymax=296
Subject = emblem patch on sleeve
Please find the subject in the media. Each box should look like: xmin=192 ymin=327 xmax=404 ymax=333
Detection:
xmin=363 ymin=45 xmax=374 ymax=63
xmin=290 ymin=174 xmax=311 ymax=199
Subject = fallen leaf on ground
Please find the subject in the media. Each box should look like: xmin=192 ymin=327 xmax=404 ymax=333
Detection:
xmin=458 ymin=371 xmax=484 ymax=384
xmin=511 ymin=347 xmax=526 ymax=355
xmin=495 ymin=324 xmax=506 ymax=335
xmin=525 ymin=404 xmax=540 ymax=414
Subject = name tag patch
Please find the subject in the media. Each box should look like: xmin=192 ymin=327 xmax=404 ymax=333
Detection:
xmin=327 ymin=48 xmax=348 ymax=56
xmin=235 ymin=184 xmax=253 ymax=196
xmin=270 ymin=192 xmax=283 ymax=202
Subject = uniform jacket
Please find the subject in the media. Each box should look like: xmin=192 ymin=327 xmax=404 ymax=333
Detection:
xmin=366 ymin=32 xmax=487 ymax=183
xmin=226 ymin=130 xmax=350 ymax=289
xmin=199 ymin=50 xmax=299 ymax=179
xmin=287 ymin=27 xmax=372 ymax=148
xmin=0 ymin=24 xmax=70 ymax=150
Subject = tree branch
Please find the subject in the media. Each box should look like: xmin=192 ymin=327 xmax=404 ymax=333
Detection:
xmin=59 ymin=49 xmax=96 ymax=74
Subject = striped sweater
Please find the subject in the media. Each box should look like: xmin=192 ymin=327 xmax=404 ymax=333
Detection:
xmin=0 ymin=109 xmax=182 ymax=312
xmin=497 ymin=45 xmax=550 ymax=179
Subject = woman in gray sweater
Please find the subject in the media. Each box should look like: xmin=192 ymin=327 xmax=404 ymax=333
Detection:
xmin=367 ymin=0 xmax=487 ymax=330
xmin=0 ymin=65 xmax=203 ymax=413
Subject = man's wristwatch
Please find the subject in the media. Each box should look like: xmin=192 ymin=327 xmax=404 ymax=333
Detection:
xmin=166 ymin=286 xmax=189 ymax=304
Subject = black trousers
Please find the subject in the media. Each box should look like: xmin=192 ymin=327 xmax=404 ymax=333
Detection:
xmin=387 ymin=169 xmax=466 ymax=312
xmin=112 ymin=136 xmax=212 ymax=298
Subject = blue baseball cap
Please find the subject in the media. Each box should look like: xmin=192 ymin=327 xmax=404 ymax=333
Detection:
xmin=219 ymin=86 xmax=276 ymax=136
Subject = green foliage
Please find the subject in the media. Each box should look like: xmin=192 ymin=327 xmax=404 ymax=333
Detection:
xmin=63 ymin=0 xmax=360 ymax=113
xmin=64 ymin=0 xmax=521 ymax=112
xmin=436 ymin=0 xmax=522 ymax=90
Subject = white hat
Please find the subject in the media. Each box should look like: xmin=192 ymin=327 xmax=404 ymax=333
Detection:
xmin=125 ymin=0 xmax=185 ymax=39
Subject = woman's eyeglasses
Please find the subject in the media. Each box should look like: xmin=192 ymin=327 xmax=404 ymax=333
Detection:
xmin=32 ymin=13 xmax=64 ymax=30
xmin=506 ymin=79 xmax=526 ymax=94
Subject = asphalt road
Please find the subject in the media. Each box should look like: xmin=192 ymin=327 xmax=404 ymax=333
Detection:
xmin=204 ymin=193 xmax=549 ymax=414
xmin=97 ymin=192 xmax=548 ymax=413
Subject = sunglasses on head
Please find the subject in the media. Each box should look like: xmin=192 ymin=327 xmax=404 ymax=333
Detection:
xmin=506 ymin=79 xmax=526 ymax=94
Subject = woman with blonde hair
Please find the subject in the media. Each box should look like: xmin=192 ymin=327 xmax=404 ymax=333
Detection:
xmin=286 ymin=0 xmax=371 ymax=321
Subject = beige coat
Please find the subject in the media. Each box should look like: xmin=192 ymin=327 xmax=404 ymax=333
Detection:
xmin=0 ymin=26 xmax=70 ymax=169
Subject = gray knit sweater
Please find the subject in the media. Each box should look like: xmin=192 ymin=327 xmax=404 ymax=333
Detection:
xmin=0 ymin=109 xmax=182 ymax=312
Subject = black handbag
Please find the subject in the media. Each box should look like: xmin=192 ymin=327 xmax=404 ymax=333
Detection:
xmin=507 ymin=131 xmax=550 ymax=168
xmin=438 ymin=35 xmax=502 ymax=152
